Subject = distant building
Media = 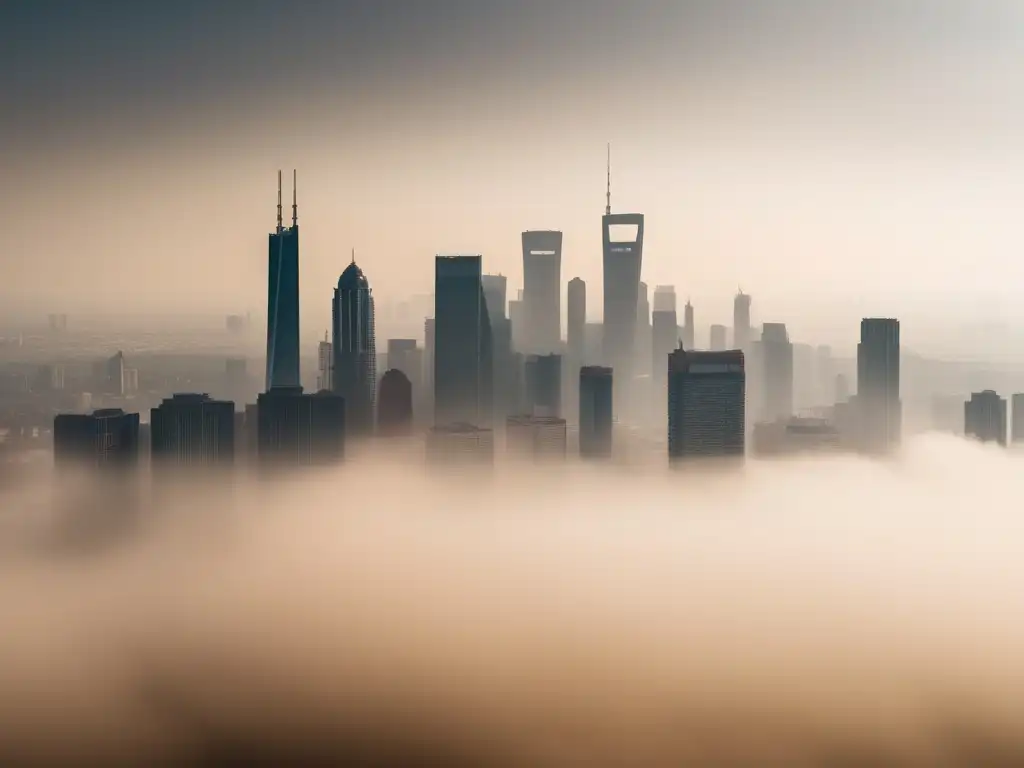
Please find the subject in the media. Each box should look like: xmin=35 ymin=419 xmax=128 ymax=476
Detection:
xmin=579 ymin=366 xmax=613 ymax=459
xmin=522 ymin=231 xmax=562 ymax=354
xmin=332 ymin=258 xmax=377 ymax=435
xmin=481 ymin=274 xmax=508 ymax=324
xmin=857 ymin=318 xmax=901 ymax=453
xmin=426 ymin=423 xmax=494 ymax=465
xmin=525 ymin=354 xmax=562 ymax=417
xmin=709 ymin=325 xmax=727 ymax=352
xmin=226 ymin=358 xmax=248 ymax=401
xmin=377 ymin=369 xmax=413 ymax=437
xmin=54 ymin=408 xmax=140 ymax=469
xmin=635 ymin=282 xmax=652 ymax=380
xmin=150 ymin=394 xmax=235 ymax=470
xmin=1013 ymin=394 xmax=1024 ymax=444
xmin=99 ymin=351 xmax=126 ymax=396
xmin=266 ymin=170 xmax=301 ymax=391
xmin=602 ymin=202 xmax=644 ymax=414
xmin=668 ymin=349 xmax=746 ymax=462
xmin=567 ymin=278 xmax=586 ymax=367
xmin=965 ymin=390 xmax=1006 ymax=446
xmin=760 ymin=323 xmax=794 ymax=422
xmin=424 ymin=318 xmax=435 ymax=409
xmin=256 ymin=387 xmax=345 ymax=467
xmin=508 ymin=293 xmax=525 ymax=352
xmin=317 ymin=337 xmax=333 ymax=392
xmin=682 ymin=300 xmax=695 ymax=351
xmin=733 ymin=291 xmax=752 ymax=350
xmin=386 ymin=339 xmax=422 ymax=389
xmin=433 ymin=255 xmax=492 ymax=427
xmin=835 ymin=374 xmax=850 ymax=404
xmin=652 ymin=309 xmax=678 ymax=378
xmin=506 ymin=415 xmax=567 ymax=459
xmin=752 ymin=417 xmax=842 ymax=457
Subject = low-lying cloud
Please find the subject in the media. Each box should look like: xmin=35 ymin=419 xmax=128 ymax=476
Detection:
xmin=2 ymin=436 xmax=1023 ymax=766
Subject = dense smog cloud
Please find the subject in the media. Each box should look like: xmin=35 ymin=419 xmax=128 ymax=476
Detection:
xmin=2 ymin=437 xmax=1024 ymax=765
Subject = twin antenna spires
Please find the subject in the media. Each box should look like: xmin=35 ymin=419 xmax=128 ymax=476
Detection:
xmin=276 ymin=169 xmax=298 ymax=232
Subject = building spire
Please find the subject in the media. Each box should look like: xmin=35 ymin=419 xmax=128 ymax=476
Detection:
xmin=276 ymin=170 xmax=283 ymax=232
xmin=292 ymin=169 xmax=298 ymax=227
xmin=605 ymin=143 xmax=612 ymax=216
xmin=351 ymin=247 xmax=355 ymax=265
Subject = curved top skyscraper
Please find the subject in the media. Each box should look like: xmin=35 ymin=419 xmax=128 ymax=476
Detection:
xmin=266 ymin=170 xmax=301 ymax=391
xmin=332 ymin=255 xmax=377 ymax=435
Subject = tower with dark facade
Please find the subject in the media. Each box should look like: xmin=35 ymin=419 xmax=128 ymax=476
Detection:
xmin=54 ymin=408 xmax=140 ymax=470
xmin=965 ymin=390 xmax=1006 ymax=446
xmin=521 ymin=232 xmax=562 ymax=354
xmin=150 ymin=394 xmax=235 ymax=471
xmin=668 ymin=348 xmax=746 ymax=462
xmin=579 ymin=366 xmax=613 ymax=459
xmin=257 ymin=387 xmax=345 ymax=467
xmin=856 ymin=318 xmax=901 ymax=453
xmin=377 ymin=369 xmax=414 ymax=437
xmin=332 ymin=254 xmax=377 ymax=435
xmin=266 ymin=170 xmax=301 ymax=391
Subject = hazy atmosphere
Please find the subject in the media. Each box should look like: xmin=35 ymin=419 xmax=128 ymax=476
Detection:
xmin=5 ymin=2 xmax=1024 ymax=345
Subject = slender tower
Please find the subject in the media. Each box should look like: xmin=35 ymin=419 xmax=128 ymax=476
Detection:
xmin=266 ymin=170 xmax=301 ymax=391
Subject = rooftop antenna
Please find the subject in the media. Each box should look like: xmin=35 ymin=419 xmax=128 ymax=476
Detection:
xmin=605 ymin=143 xmax=612 ymax=216
xmin=292 ymin=169 xmax=298 ymax=227
xmin=276 ymin=170 xmax=283 ymax=233
xmin=351 ymin=247 xmax=355 ymax=265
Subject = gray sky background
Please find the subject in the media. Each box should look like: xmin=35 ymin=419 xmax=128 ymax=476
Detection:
xmin=4 ymin=1 xmax=1024 ymax=345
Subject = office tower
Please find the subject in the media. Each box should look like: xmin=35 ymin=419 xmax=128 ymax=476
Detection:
xmin=424 ymin=318 xmax=435 ymax=392
xmin=256 ymin=387 xmax=345 ymax=466
xmin=98 ymin=351 xmax=126 ymax=396
xmin=150 ymin=394 xmax=235 ymax=470
xmin=521 ymin=231 xmax=562 ymax=353
xmin=682 ymin=300 xmax=695 ymax=351
xmin=1012 ymin=394 xmax=1024 ymax=443
xmin=266 ymin=170 xmax=301 ymax=391
xmin=332 ymin=256 xmax=377 ymax=435
xmin=652 ymin=310 xmax=679 ymax=377
xmin=653 ymin=285 xmax=676 ymax=314
xmin=709 ymin=325 xmax=727 ymax=351
xmin=426 ymin=424 xmax=495 ymax=465
xmin=965 ymin=391 xmax=1007 ymax=446
xmin=506 ymin=415 xmax=567 ymax=459
xmin=54 ymin=408 xmax=140 ymax=469
xmin=481 ymin=274 xmax=508 ymax=324
xmin=733 ymin=291 xmax=752 ymax=350
xmin=567 ymin=278 xmax=586 ymax=365
xmin=634 ymin=282 xmax=652 ymax=381
xmin=760 ymin=323 xmax=794 ymax=422
xmin=579 ymin=366 xmax=613 ymax=458
xmin=377 ymin=369 xmax=414 ymax=437
xmin=668 ymin=349 xmax=746 ymax=462
xmin=857 ymin=318 xmax=901 ymax=452
xmin=508 ymin=292 xmax=525 ymax=352
xmin=316 ymin=336 xmax=333 ymax=392
xmin=525 ymin=353 xmax=562 ymax=417
xmin=434 ymin=255 xmax=493 ymax=427
xmin=602 ymin=146 xmax=644 ymax=411
xmin=835 ymin=374 xmax=850 ymax=404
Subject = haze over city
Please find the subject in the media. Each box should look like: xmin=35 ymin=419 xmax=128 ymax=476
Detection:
xmin=5 ymin=1 xmax=1024 ymax=765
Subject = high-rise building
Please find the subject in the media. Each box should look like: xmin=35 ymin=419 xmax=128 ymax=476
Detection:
xmin=54 ymin=408 xmax=140 ymax=469
xmin=426 ymin=423 xmax=495 ymax=465
xmin=150 ymin=394 xmax=235 ymax=470
xmin=424 ymin=318 xmax=435 ymax=395
xmin=733 ymin=291 xmax=752 ymax=350
xmin=579 ymin=366 xmax=613 ymax=459
xmin=668 ymin=349 xmax=746 ymax=462
xmin=709 ymin=325 xmax=727 ymax=352
xmin=377 ymin=369 xmax=414 ymax=437
xmin=508 ymin=291 xmax=525 ymax=352
xmin=602 ymin=147 xmax=644 ymax=411
xmin=256 ymin=387 xmax=345 ymax=467
xmin=652 ymin=310 xmax=679 ymax=379
xmin=635 ymin=282 xmax=652 ymax=379
xmin=387 ymin=339 xmax=422 ymax=389
xmin=316 ymin=336 xmax=333 ymax=392
xmin=434 ymin=255 xmax=493 ymax=427
xmin=506 ymin=415 xmax=567 ymax=459
xmin=521 ymin=231 xmax=562 ymax=354
xmin=653 ymin=285 xmax=676 ymax=314
xmin=266 ymin=170 xmax=301 ymax=391
xmin=481 ymin=274 xmax=508 ymax=324
xmin=682 ymin=300 xmax=695 ymax=351
xmin=96 ymin=351 xmax=126 ymax=396
xmin=965 ymin=391 xmax=1007 ymax=446
xmin=760 ymin=323 xmax=794 ymax=422
xmin=1012 ymin=394 xmax=1024 ymax=444
xmin=567 ymin=278 xmax=586 ymax=366
xmin=857 ymin=318 xmax=901 ymax=452
xmin=524 ymin=353 xmax=562 ymax=417
xmin=332 ymin=257 xmax=377 ymax=434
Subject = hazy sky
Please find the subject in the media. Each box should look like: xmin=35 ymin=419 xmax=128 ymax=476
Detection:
xmin=4 ymin=1 xmax=1024 ymax=341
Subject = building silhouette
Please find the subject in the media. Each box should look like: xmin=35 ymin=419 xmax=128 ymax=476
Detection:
xmin=709 ymin=324 xmax=727 ymax=351
xmin=433 ymin=255 xmax=493 ymax=427
xmin=482 ymin=274 xmax=514 ymax=418
xmin=266 ymin=170 xmax=301 ymax=391
xmin=760 ymin=323 xmax=794 ymax=422
xmin=424 ymin=318 xmax=435 ymax=413
xmin=567 ymin=278 xmax=586 ymax=366
xmin=508 ymin=291 xmax=525 ymax=352
xmin=525 ymin=353 xmax=562 ymax=417
xmin=377 ymin=369 xmax=413 ymax=437
xmin=1013 ymin=394 xmax=1024 ymax=444
xmin=332 ymin=256 xmax=377 ymax=435
xmin=601 ymin=147 xmax=644 ymax=413
xmin=386 ymin=339 xmax=422 ymax=389
xmin=682 ymin=300 xmax=695 ymax=351
xmin=668 ymin=348 xmax=746 ymax=462
xmin=256 ymin=387 xmax=345 ymax=467
xmin=506 ymin=415 xmax=567 ymax=459
xmin=481 ymin=274 xmax=508 ymax=324
xmin=426 ymin=423 xmax=494 ymax=465
xmin=733 ymin=291 xmax=752 ymax=350
xmin=579 ymin=366 xmax=613 ymax=459
xmin=521 ymin=231 xmax=562 ymax=354
xmin=965 ymin=390 xmax=1006 ymax=446
xmin=652 ymin=290 xmax=678 ymax=376
xmin=54 ymin=408 xmax=140 ymax=469
xmin=857 ymin=318 xmax=901 ymax=453
xmin=317 ymin=335 xmax=333 ymax=392
xmin=150 ymin=394 xmax=235 ymax=470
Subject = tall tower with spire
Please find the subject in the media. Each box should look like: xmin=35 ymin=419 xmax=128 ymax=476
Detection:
xmin=332 ymin=251 xmax=377 ymax=435
xmin=266 ymin=170 xmax=301 ymax=391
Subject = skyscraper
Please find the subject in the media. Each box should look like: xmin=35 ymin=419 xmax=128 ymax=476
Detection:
xmin=760 ymin=322 xmax=794 ymax=422
xmin=481 ymin=274 xmax=508 ymax=324
xmin=652 ymin=305 xmax=679 ymax=380
xmin=965 ymin=390 xmax=1006 ymax=446
xmin=257 ymin=388 xmax=345 ymax=466
xmin=682 ymin=300 xmax=695 ymax=351
xmin=857 ymin=318 xmax=901 ymax=453
xmin=567 ymin=278 xmax=586 ymax=367
xmin=54 ymin=408 xmax=140 ymax=469
xmin=332 ymin=256 xmax=377 ymax=435
xmin=316 ymin=335 xmax=333 ymax=392
xmin=377 ymin=369 xmax=414 ymax=437
xmin=1013 ymin=394 xmax=1024 ymax=444
xmin=521 ymin=231 xmax=562 ymax=353
xmin=733 ymin=291 xmax=752 ymax=350
xmin=709 ymin=324 xmax=727 ymax=351
xmin=524 ymin=353 xmax=562 ymax=417
xmin=635 ymin=282 xmax=652 ymax=379
xmin=579 ymin=366 xmax=613 ymax=459
xmin=602 ymin=146 xmax=644 ymax=411
xmin=266 ymin=170 xmax=301 ymax=391
xmin=434 ymin=255 xmax=493 ymax=427
xmin=482 ymin=274 xmax=514 ymax=418
xmin=506 ymin=415 xmax=567 ymax=460
xmin=150 ymin=394 xmax=235 ymax=470
xmin=668 ymin=349 xmax=746 ymax=462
